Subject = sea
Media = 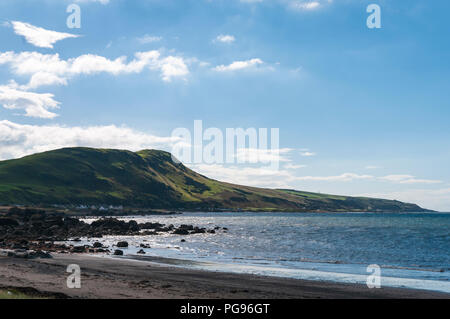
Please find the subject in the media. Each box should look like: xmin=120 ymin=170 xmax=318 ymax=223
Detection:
xmin=71 ymin=212 xmax=450 ymax=293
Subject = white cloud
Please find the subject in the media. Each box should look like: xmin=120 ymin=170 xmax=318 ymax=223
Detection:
xmin=0 ymin=50 xmax=190 ymax=88
xmin=240 ymin=0 xmax=264 ymax=3
xmin=74 ymin=0 xmax=110 ymax=4
xmin=159 ymin=56 xmax=189 ymax=82
xmin=235 ymin=147 xmax=292 ymax=163
xmin=295 ymin=173 xmax=374 ymax=182
xmin=26 ymin=72 xmax=68 ymax=89
xmin=0 ymin=50 xmax=190 ymax=117
xmin=0 ymin=120 xmax=180 ymax=160
xmin=137 ymin=35 xmax=163 ymax=44
xmin=289 ymin=173 xmax=442 ymax=184
xmin=0 ymin=84 xmax=60 ymax=119
xmin=189 ymin=163 xmax=295 ymax=188
xmin=215 ymin=34 xmax=235 ymax=44
xmin=214 ymin=58 xmax=264 ymax=72
xmin=358 ymin=188 xmax=450 ymax=212
xmin=380 ymin=175 xmax=442 ymax=185
xmin=11 ymin=21 xmax=80 ymax=49
xmin=289 ymin=1 xmax=321 ymax=11
xmin=300 ymin=151 xmax=316 ymax=157
xmin=240 ymin=0 xmax=331 ymax=11
xmin=284 ymin=163 xmax=306 ymax=169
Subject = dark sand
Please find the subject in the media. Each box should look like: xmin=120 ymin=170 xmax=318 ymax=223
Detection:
xmin=0 ymin=254 xmax=448 ymax=299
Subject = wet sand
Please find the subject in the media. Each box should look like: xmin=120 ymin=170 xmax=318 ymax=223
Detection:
xmin=0 ymin=254 xmax=448 ymax=299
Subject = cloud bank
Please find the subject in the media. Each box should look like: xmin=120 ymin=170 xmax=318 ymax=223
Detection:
xmin=0 ymin=120 xmax=179 ymax=160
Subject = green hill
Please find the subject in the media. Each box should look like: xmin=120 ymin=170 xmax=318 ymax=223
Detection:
xmin=0 ymin=147 xmax=429 ymax=212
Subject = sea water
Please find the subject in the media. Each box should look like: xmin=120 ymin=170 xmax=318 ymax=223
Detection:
xmin=75 ymin=212 xmax=450 ymax=293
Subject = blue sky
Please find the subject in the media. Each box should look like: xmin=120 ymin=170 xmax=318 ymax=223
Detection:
xmin=0 ymin=0 xmax=449 ymax=210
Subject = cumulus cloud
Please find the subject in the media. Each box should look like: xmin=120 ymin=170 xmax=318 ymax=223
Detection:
xmin=0 ymin=50 xmax=190 ymax=117
xmin=159 ymin=56 xmax=189 ymax=82
xmin=11 ymin=21 xmax=80 ymax=49
xmin=0 ymin=120 xmax=180 ymax=160
xmin=214 ymin=58 xmax=264 ymax=72
xmin=215 ymin=34 xmax=235 ymax=44
xmin=0 ymin=50 xmax=190 ymax=89
xmin=0 ymin=84 xmax=60 ymax=119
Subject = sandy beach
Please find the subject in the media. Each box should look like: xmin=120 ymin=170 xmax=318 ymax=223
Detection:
xmin=0 ymin=254 xmax=448 ymax=299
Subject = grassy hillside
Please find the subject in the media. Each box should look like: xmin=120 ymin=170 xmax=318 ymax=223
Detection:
xmin=0 ymin=147 xmax=429 ymax=212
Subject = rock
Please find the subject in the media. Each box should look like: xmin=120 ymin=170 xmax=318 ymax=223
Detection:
xmin=13 ymin=249 xmax=28 ymax=258
xmin=114 ymin=249 xmax=123 ymax=256
xmin=173 ymin=229 xmax=189 ymax=235
xmin=93 ymin=242 xmax=103 ymax=248
xmin=208 ymin=230 xmax=216 ymax=234
xmin=139 ymin=222 xmax=164 ymax=230
xmin=139 ymin=244 xmax=151 ymax=248
xmin=116 ymin=241 xmax=129 ymax=248
xmin=191 ymin=227 xmax=206 ymax=234
xmin=137 ymin=249 xmax=146 ymax=254
xmin=71 ymin=246 xmax=86 ymax=253
xmin=180 ymin=239 xmax=186 ymax=242
xmin=28 ymin=250 xmax=52 ymax=259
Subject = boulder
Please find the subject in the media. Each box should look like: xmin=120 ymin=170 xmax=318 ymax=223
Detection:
xmin=116 ymin=241 xmax=129 ymax=248
xmin=173 ymin=229 xmax=189 ymax=235
xmin=28 ymin=250 xmax=52 ymax=259
xmin=71 ymin=246 xmax=86 ymax=253
xmin=93 ymin=242 xmax=103 ymax=248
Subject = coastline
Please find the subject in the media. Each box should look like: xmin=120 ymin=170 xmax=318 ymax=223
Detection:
xmin=0 ymin=254 xmax=448 ymax=299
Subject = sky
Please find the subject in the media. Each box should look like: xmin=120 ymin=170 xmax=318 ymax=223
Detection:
xmin=0 ymin=0 xmax=449 ymax=211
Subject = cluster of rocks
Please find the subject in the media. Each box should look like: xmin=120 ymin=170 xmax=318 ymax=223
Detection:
xmin=0 ymin=207 xmax=228 ymax=258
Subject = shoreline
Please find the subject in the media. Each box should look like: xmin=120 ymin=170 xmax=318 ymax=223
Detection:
xmin=0 ymin=254 xmax=449 ymax=299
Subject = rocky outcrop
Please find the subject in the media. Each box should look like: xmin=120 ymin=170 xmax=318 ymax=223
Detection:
xmin=0 ymin=207 xmax=226 ymax=256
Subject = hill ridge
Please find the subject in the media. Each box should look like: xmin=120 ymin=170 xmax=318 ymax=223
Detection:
xmin=0 ymin=147 xmax=430 ymax=212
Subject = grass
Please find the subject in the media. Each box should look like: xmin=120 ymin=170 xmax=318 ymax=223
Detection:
xmin=0 ymin=289 xmax=47 ymax=299
xmin=0 ymin=147 xmax=428 ymax=212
